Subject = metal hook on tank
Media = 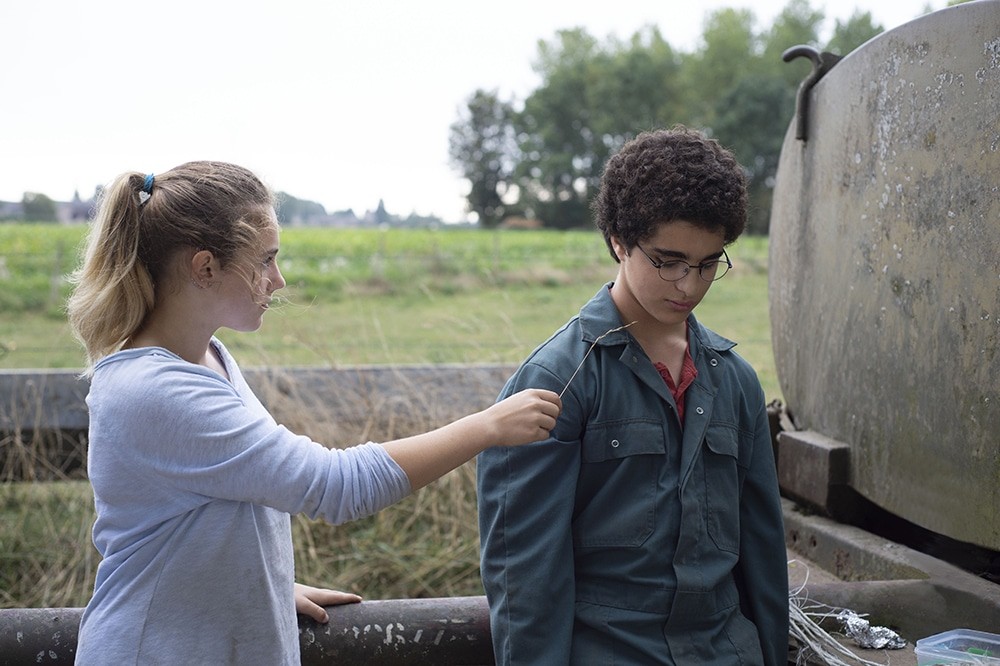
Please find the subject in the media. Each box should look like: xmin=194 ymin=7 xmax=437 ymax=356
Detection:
xmin=782 ymin=45 xmax=843 ymax=142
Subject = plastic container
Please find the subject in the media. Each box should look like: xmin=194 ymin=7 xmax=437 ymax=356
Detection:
xmin=915 ymin=629 xmax=1000 ymax=665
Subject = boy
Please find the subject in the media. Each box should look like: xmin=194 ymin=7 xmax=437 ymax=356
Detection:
xmin=477 ymin=126 xmax=788 ymax=665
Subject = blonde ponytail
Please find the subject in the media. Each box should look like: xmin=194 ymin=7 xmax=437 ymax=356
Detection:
xmin=67 ymin=173 xmax=156 ymax=373
xmin=66 ymin=161 xmax=275 ymax=374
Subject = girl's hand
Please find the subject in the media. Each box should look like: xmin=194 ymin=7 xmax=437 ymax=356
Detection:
xmin=486 ymin=388 xmax=562 ymax=447
xmin=294 ymin=582 xmax=362 ymax=623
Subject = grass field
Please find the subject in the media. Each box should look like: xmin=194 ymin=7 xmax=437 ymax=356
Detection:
xmin=0 ymin=224 xmax=778 ymax=399
xmin=0 ymin=223 xmax=779 ymax=609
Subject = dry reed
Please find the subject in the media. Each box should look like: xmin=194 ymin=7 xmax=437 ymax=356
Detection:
xmin=1 ymin=365 xmax=501 ymax=609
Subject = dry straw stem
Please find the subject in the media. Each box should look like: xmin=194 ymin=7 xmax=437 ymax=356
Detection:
xmin=559 ymin=321 xmax=637 ymax=398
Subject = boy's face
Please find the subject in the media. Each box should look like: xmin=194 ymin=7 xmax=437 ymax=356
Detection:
xmin=610 ymin=220 xmax=727 ymax=332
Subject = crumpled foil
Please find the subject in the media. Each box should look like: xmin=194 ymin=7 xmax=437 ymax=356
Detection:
xmin=836 ymin=609 xmax=907 ymax=650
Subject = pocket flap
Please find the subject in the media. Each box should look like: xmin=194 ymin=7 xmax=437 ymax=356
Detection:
xmin=582 ymin=420 xmax=666 ymax=462
xmin=705 ymin=424 xmax=739 ymax=458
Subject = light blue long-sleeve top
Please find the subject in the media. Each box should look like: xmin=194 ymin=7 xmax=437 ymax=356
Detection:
xmin=74 ymin=339 xmax=411 ymax=665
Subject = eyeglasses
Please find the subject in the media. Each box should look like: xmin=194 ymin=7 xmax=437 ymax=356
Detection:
xmin=635 ymin=244 xmax=732 ymax=282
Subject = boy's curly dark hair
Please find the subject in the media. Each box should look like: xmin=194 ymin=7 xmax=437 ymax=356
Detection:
xmin=592 ymin=126 xmax=747 ymax=261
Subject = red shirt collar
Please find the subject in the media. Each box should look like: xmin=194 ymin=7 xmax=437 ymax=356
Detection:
xmin=653 ymin=329 xmax=698 ymax=424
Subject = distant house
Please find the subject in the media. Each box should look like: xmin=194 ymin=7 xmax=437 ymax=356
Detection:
xmin=288 ymin=209 xmax=365 ymax=228
xmin=0 ymin=191 xmax=97 ymax=224
xmin=69 ymin=191 xmax=94 ymax=221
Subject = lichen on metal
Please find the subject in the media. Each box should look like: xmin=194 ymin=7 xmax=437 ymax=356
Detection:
xmin=770 ymin=0 xmax=1000 ymax=549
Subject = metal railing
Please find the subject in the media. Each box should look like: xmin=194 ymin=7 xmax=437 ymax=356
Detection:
xmin=0 ymin=596 xmax=495 ymax=665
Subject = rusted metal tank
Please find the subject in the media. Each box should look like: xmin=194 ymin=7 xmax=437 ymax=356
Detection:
xmin=770 ymin=0 xmax=1000 ymax=550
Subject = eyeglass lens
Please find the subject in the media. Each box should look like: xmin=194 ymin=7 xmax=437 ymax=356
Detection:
xmin=658 ymin=259 xmax=729 ymax=282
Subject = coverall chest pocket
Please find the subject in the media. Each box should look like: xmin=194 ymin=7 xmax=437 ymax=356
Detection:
xmin=703 ymin=424 xmax=746 ymax=554
xmin=573 ymin=421 xmax=665 ymax=549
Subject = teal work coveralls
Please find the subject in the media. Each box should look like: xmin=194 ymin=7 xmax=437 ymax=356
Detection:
xmin=477 ymin=283 xmax=788 ymax=665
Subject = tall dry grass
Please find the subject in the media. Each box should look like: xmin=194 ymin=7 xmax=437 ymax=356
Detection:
xmin=1 ymin=367 xmax=500 ymax=609
xmin=254 ymin=364 xmax=503 ymax=602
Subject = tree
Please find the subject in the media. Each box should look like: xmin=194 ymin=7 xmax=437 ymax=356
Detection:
xmin=514 ymin=28 xmax=601 ymax=229
xmin=681 ymin=8 xmax=759 ymax=129
xmin=762 ymin=0 xmax=825 ymax=89
xmin=713 ymin=75 xmax=796 ymax=234
xmin=513 ymin=27 xmax=684 ymax=229
xmin=449 ymin=89 xmax=517 ymax=228
xmin=696 ymin=0 xmax=826 ymax=234
xmin=275 ymin=192 xmax=327 ymax=226
xmin=826 ymin=11 xmax=883 ymax=56
xmin=585 ymin=27 xmax=684 ymax=166
xmin=22 ymin=192 xmax=57 ymax=222
xmin=448 ymin=0 xmax=843 ymax=234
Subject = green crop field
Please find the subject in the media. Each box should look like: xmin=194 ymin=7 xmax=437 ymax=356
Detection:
xmin=0 ymin=223 xmax=779 ymax=399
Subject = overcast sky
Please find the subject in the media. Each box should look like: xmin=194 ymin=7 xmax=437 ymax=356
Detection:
xmin=1 ymin=0 xmax=938 ymax=223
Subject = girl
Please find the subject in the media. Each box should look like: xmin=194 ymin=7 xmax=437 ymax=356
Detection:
xmin=66 ymin=161 xmax=560 ymax=665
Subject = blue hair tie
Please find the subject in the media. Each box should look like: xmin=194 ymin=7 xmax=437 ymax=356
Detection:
xmin=142 ymin=173 xmax=155 ymax=194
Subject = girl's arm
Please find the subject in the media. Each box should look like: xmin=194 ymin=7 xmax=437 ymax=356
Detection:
xmin=381 ymin=388 xmax=560 ymax=491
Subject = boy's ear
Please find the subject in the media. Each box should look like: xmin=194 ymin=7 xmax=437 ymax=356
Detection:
xmin=609 ymin=236 xmax=629 ymax=262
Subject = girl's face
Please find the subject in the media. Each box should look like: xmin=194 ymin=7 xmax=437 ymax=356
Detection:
xmin=215 ymin=218 xmax=285 ymax=332
xmin=609 ymin=220 xmax=726 ymax=334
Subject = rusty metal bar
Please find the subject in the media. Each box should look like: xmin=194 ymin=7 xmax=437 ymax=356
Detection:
xmin=0 ymin=607 xmax=80 ymax=665
xmin=0 ymin=596 xmax=495 ymax=665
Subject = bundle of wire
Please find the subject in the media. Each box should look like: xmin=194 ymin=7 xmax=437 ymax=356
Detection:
xmin=788 ymin=560 xmax=906 ymax=666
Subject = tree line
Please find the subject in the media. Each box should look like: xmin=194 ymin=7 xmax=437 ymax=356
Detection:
xmin=448 ymin=0 xmax=942 ymax=233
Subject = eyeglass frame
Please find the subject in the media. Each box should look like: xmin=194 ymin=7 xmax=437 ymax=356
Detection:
xmin=634 ymin=243 xmax=732 ymax=282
